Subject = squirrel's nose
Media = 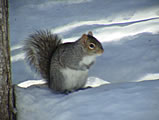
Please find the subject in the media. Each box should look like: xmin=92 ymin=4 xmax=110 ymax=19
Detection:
xmin=101 ymin=49 xmax=104 ymax=54
xmin=98 ymin=48 xmax=104 ymax=54
xmin=101 ymin=49 xmax=104 ymax=53
xmin=100 ymin=46 xmax=104 ymax=53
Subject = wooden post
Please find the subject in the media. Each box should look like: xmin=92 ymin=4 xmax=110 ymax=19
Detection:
xmin=0 ymin=0 xmax=14 ymax=120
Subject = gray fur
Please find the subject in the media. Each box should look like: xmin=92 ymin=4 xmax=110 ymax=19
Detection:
xmin=50 ymin=41 xmax=90 ymax=92
xmin=23 ymin=30 xmax=61 ymax=80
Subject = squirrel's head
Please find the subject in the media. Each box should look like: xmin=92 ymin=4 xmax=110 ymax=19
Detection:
xmin=80 ymin=31 xmax=104 ymax=55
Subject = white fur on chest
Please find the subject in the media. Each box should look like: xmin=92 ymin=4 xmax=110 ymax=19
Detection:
xmin=60 ymin=68 xmax=88 ymax=90
xmin=79 ymin=55 xmax=97 ymax=66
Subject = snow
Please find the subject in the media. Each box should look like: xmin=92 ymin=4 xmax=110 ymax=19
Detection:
xmin=10 ymin=0 xmax=159 ymax=84
xmin=10 ymin=0 xmax=159 ymax=119
xmin=15 ymin=79 xmax=159 ymax=120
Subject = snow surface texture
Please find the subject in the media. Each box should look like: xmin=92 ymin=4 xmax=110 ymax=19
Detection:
xmin=16 ymin=79 xmax=159 ymax=120
xmin=10 ymin=0 xmax=159 ymax=84
xmin=11 ymin=0 xmax=159 ymax=119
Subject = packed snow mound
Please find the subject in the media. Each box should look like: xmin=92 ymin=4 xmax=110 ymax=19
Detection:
xmin=15 ymin=79 xmax=159 ymax=120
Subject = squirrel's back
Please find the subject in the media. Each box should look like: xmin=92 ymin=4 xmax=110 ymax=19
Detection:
xmin=23 ymin=30 xmax=62 ymax=80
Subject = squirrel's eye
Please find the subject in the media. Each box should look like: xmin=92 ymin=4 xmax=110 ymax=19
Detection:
xmin=89 ymin=43 xmax=95 ymax=49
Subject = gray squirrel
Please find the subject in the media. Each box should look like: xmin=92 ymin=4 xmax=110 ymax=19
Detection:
xmin=24 ymin=30 xmax=104 ymax=93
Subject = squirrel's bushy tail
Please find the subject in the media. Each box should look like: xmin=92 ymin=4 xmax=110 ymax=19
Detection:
xmin=24 ymin=30 xmax=62 ymax=80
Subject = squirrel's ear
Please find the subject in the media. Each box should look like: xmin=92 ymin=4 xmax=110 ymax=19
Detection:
xmin=81 ymin=34 xmax=88 ymax=44
xmin=88 ymin=31 xmax=93 ymax=36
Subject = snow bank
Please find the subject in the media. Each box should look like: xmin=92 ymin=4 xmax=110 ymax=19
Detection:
xmin=15 ymin=79 xmax=159 ymax=120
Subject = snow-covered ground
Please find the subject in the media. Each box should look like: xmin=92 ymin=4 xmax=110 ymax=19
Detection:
xmin=10 ymin=0 xmax=159 ymax=84
xmin=10 ymin=0 xmax=159 ymax=119
xmin=16 ymin=79 xmax=159 ymax=120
